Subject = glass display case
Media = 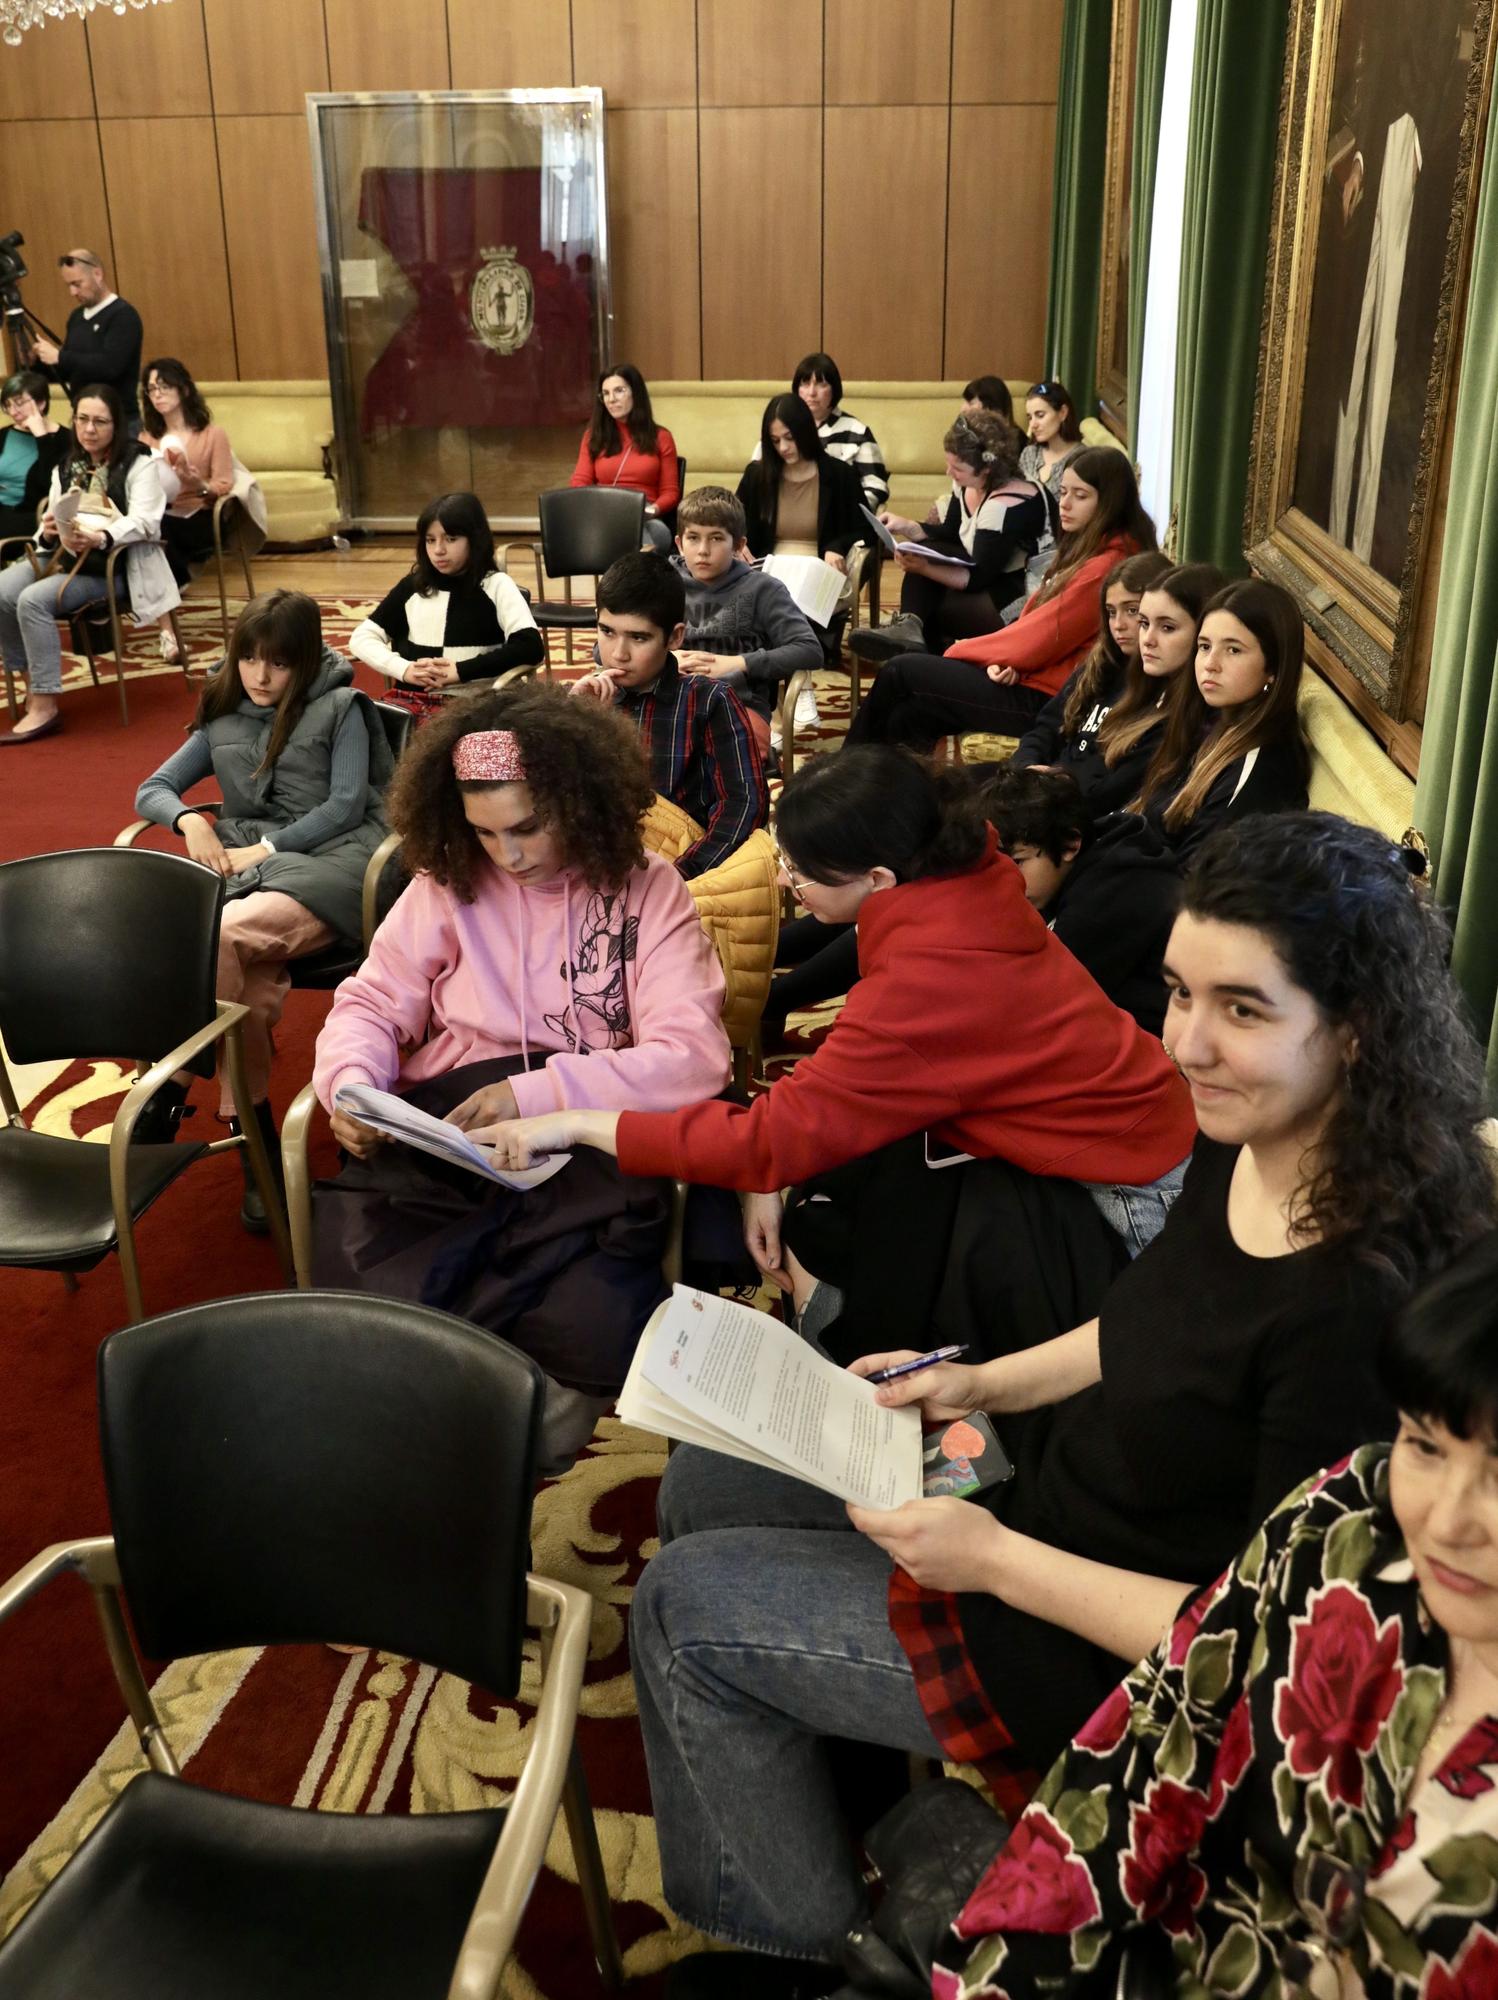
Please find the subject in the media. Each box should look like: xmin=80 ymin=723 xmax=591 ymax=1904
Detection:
xmin=307 ymin=90 xmax=612 ymax=530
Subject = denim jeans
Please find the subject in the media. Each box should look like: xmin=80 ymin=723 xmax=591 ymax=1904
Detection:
xmin=0 ymin=555 xmax=122 ymax=696
xmin=630 ymin=1446 xmax=944 ymax=1962
xmin=1081 ymin=1152 xmax=1189 ymax=1258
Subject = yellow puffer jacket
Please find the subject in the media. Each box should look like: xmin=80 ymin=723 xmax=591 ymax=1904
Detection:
xmin=640 ymin=797 xmax=780 ymax=1050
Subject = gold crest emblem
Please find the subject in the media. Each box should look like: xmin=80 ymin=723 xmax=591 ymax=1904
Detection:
xmin=470 ymin=245 xmax=535 ymax=356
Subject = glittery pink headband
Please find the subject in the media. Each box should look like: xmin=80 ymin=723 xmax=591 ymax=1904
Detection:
xmin=453 ymin=729 xmax=526 ymax=783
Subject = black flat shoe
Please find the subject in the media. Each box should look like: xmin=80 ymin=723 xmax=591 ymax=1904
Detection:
xmin=0 ymin=713 xmax=62 ymax=745
xmin=128 ymin=1077 xmax=193 ymax=1146
xmin=231 ymin=1101 xmax=282 ymax=1235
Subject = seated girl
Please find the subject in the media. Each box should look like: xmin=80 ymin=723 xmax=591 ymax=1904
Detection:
xmin=310 ymin=682 xmax=731 ymax=1473
xmin=940 ymin=1225 xmax=1498 ymax=1999
xmin=960 ymin=375 xmax=1015 ymax=426
xmin=869 ymin=411 xmax=1047 ymax=654
xmin=735 ymin=393 xmax=865 ymax=572
xmin=133 ymin=589 xmax=393 ymax=1229
xmin=610 ymin=810 xmax=1495 ymax=1989
xmin=348 ymin=490 xmax=544 ymax=720
xmin=1020 ymin=379 xmax=1088 ymax=592
xmin=570 ymin=363 xmax=680 ymax=551
xmin=1132 ymin=576 xmax=1311 ymax=857
xmin=844 ymin=449 xmax=1157 ymax=751
xmin=479 ymin=746 xmax=1196 ymax=1362
xmin=1008 ymin=549 xmax=1171 ymax=811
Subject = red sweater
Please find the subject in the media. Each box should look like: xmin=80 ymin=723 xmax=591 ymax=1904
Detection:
xmin=616 ymin=832 xmax=1195 ymax=1193
xmin=942 ymin=534 xmax=1140 ymax=693
xmin=570 ymin=427 xmax=681 ymax=513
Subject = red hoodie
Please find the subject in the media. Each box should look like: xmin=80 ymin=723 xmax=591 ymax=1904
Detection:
xmin=941 ymin=534 xmax=1140 ymax=692
xmin=616 ymin=831 xmax=1195 ymax=1194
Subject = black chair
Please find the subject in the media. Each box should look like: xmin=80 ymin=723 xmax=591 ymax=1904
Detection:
xmin=503 ymin=488 xmax=646 ymax=662
xmin=114 ymin=698 xmax=415 ymax=992
xmin=0 ymin=848 xmax=291 ymax=1321
xmin=0 ymin=1291 xmax=623 ymax=1998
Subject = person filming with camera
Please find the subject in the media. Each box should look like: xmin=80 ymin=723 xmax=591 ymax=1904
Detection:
xmin=29 ymin=248 xmax=143 ymax=426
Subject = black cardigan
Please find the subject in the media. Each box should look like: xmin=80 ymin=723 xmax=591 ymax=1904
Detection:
xmin=735 ymin=452 xmax=866 ymax=561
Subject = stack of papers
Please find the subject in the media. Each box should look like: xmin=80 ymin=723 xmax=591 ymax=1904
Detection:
xmin=333 ymin=1084 xmax=570 ymax=1191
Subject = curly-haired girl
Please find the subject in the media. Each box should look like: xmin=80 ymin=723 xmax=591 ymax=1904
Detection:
xmin=310 ymin=680 xmax=730 ymax=1469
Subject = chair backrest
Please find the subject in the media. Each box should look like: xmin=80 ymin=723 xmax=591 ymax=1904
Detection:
xmin=370 ymin=697 xmax=414 ymax=765
xmin=0 ymin=848 xmax=223 ymax=1071
xmin=99 ymin=1291 xmax=545 ymax=1697
xmin=537 ymin=486 xmax=646 ymax=578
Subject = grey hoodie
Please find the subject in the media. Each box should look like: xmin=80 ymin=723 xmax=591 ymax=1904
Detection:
xmin=671 ymin=553 xmax=821 ymax=721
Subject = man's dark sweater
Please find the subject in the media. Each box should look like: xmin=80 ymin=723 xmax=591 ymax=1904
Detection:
xmin=46 ymin=296 xmax=143 ymax=418
xmin=1042 ymin=812 xmax=1181 ymax=1036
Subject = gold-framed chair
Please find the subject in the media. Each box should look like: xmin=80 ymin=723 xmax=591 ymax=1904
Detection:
xmin=19 ymin=536 xmax=189 ymax=726
xmin=0 ymin=847 xmax=291 ymax=1322
xmin=204 ymin=490 xmax=257 ymax=645
xmin=0 ymin=1290 xmax=624 ymax=1997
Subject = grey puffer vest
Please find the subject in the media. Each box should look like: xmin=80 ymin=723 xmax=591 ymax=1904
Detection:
xmin=207 ymin=650 xmax=392 ymax=944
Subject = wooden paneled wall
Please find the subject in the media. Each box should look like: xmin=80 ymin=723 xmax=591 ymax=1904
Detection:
xmin=0 ymin=0 xmax=1060 ymax=384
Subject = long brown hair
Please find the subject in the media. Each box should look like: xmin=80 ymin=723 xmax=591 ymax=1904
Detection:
xmin=1096 ymin=560 xmax=1223 ymax=766
xmin=1133 ymin=578 xmax=1309 ymax=831
xmin=193 ymin=590 xmax=325 ymax=775
xmin=586 ymin=361 xmax=661 ymax=459
xmin=1028 ymin=448 xmax=1157 ymax=608
xmin=1059 ymin=549 xmax=1172 ymax=740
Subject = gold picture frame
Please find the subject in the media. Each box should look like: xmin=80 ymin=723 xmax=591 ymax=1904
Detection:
xmin=1096 ymin=0 xmax=1139 ymax=436
xmin=1245 ymin=0 xmax=1496 ymax=721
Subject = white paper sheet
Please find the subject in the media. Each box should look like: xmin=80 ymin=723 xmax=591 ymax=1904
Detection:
xmin=857 ymin=504 xmax=973 ymax=571
xmin=761 ymin=551 xmax=845 ymax=628
xmin=618 ymin=1287 xmax=922 ymax=1509
xmin=333 ymin=1085 xmax=570 ymax=1191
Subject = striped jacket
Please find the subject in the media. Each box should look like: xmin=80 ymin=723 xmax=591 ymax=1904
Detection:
xmin=818 ymin=406 xmax=889 ymax=509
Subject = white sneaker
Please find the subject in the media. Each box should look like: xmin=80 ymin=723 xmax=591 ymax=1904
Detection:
xmin=793 ymin=684 xmax=820 ymax=730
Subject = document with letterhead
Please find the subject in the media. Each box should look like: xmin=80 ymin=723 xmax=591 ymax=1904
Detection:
xmin=618 ymin=1285 xmax=922 ymax=1509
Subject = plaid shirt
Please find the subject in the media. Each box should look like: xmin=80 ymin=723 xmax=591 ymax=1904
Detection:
xmin=888 ymin=1568 xmax=1040 ymax=1821
xmin=618 ymin=658 xmax=768 ymax=878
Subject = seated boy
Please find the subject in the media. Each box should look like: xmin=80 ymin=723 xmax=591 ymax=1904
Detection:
xmin=982 ymin=765 xmax=1180 ymax=1036
xmin=571 ymin=551 xmax=769 ymax=879
xmin=670 ymin=486 xmax=822 ymax=757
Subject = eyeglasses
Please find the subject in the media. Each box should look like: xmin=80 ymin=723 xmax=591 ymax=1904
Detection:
xmin=773 ymin=843 xmax=815 ymax=896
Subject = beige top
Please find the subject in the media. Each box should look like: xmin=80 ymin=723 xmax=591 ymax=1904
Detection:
xmin=775 ymin=467 xmax=819 ymax=555
xmin=150 ymin=422 xmax=233 ymax=518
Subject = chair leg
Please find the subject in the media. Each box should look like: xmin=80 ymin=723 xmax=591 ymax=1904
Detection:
xmin=2 ymin=661 xmax=17 ymax=723
xmin=561 ymin=1747 xmax=625 ymax=1989
xmin=167 ymin=609 xmax=189 ymax=679
xmin=214 ymin=543 xmax=230 ymax=646
xmin=239 ymin=542 xmax=255 ymax=601
xmin=106 ymin=597 xmax=129 ymax=726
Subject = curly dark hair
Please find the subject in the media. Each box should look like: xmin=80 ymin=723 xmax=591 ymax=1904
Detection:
xmin=386 ymin=681 xmax=653 ymax=902
xmin=1181 ymin=811 xmax=1495 ymax=1300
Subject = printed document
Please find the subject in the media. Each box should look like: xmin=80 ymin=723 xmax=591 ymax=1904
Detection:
xmin=333 ymin=1084 xmax=570 ymax=1191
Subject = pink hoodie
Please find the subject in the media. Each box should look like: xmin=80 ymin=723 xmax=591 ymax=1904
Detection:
xmin=314 ymin=850 xmax=730 ymax=1117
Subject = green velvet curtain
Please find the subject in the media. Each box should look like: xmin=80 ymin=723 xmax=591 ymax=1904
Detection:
xmin=1126 ymin=0 xmax=1172 ymax=453
xmin=1044 ymin=0 xmax=1114 ymax=416
xmin=1414 ymin=83 xmax=1498 ymax=1086
xmin=1172 ymin=0 xmax=1288 ymax=570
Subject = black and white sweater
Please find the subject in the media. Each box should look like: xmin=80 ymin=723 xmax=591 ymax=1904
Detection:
xmin=349 ymin=571 xmax=545 ymax=683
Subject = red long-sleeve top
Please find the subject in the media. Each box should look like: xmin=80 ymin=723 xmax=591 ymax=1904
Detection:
xmin=942 ymin=534 xmax=1141 ymax=693
xmin=570 ymin=426 xmax=681 ymax=514
xmin=616 ymin=832 xmax=1195 ymax=1194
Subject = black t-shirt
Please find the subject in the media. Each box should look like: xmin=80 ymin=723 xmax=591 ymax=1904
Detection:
xmin=959 ymin=1136 xmax=1396 ymax=1769
xmin=1012 ymin=657 xmax=1165 ymax=815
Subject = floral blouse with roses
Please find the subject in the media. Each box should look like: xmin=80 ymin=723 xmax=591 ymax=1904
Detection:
xmin=934 ymin=1446 xmax=1498 ymax=1998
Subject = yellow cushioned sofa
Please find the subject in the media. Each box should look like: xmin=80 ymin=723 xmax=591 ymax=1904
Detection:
xmin=649 ymin=381 xmax=1122 ymax=522
xmin=196 ymin=381 xmax=339 ymax=545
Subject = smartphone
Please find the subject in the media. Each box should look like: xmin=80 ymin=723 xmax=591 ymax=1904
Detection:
xmin=921 ymin=1412 xmax=1013 ymax=1499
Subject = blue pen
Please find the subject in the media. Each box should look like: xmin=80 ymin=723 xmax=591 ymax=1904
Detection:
xmin=867 ymin=1344 xmax=968 ymax=1386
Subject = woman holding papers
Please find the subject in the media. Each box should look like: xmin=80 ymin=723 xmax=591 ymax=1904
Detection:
xmin=478 ymin=745 xmax=1195 ymax=1362
xmin=845 ymin=447 xmax=1158 ymax=752
xmin=539 ymin=811 xmax=1490 ymax=1990
xmin=736 ymin=393 xmax=866 ymax=570
xmin=309 ymin=681 xmax=731 ymax=1472
xmin=872 ymin=410 xmax=1047 ymax=652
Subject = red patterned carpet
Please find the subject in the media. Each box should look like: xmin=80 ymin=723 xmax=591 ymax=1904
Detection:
xmin=0 ymin=587 xmax=850 ymax=1990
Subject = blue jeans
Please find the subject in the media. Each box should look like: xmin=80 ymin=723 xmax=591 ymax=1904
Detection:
xmin=1082 ymin=1152 xmax=1189 ymax=1258
xmin=0 ymin=555 xmax=122 ymax=696
xmin=630 ymin=1446 xmax=944 ymax=1962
